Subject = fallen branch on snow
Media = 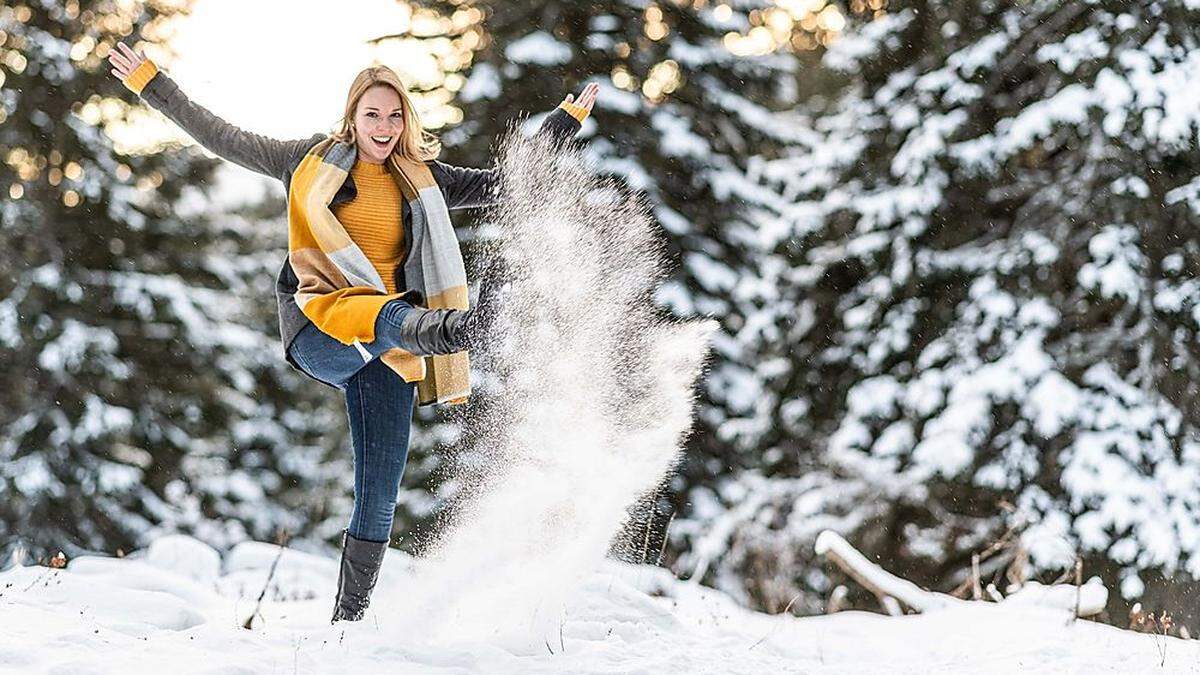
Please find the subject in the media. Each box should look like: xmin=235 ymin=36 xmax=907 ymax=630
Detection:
xmin=814 ymin=531 xmax=960 ymax=613
xmin=814 ymin=531 xmax=1107 ymax=617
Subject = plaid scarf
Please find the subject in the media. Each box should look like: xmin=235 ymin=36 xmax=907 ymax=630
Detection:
xmin=289 ymin=138 xmax=471 ymax=405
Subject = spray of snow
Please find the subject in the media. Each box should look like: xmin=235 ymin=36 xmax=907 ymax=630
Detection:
xmin=390 ymin=131 xmax=716 ymax=647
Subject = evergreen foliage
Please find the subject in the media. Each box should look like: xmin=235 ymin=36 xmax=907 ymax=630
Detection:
xmin=684 ymin=0 xmax=1200 ymax=624
xmin=0 ymin=1 xmax=349 ymax=557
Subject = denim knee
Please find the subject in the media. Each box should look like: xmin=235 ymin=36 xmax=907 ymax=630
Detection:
xmin=375 ymin=299 xmax=413 ymax=333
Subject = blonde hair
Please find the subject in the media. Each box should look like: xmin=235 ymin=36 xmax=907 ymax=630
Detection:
xmin=333 ymin=65 xmax=440 ymax=163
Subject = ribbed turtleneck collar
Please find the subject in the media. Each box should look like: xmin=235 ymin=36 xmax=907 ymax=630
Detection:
xmin=352 ymin=160 xmax=389 ymax=176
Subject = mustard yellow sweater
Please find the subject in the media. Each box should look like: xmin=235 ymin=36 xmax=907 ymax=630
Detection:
xmin=332 ymin=161 xmax=404 ymax=294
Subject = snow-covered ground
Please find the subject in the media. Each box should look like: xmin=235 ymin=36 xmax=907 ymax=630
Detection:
xmin=1 ymin=534 xmax=1196 ymax=674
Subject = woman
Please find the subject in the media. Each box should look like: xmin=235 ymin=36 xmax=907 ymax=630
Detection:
xmin=107 ymin=42 xmax=598 ymax=623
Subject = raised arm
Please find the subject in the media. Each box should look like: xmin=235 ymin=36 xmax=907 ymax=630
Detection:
xmin=434 ymin=83 xmax=599 ymax=211
xmin=107 ymin=43 xmax=313 ymax=180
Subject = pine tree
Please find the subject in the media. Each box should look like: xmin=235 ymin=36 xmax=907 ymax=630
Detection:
xmin=687 ymin=0 xmax=1200 ymax=623
xmin=0 ymin=1 xmax=351 ymax=557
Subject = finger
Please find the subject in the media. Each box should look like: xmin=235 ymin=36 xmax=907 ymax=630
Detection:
xmin=119 ymin=43 xmax=144 ymax=67
xmin=564 ymin=93 xmax=575 ymax=104
xmin=108 ymin=49 xmax=131 ymax=69
xmin=118 ymin=42 xmax=140 ymax=61
xmin=111 ymin=68 xmax=124 ymax=79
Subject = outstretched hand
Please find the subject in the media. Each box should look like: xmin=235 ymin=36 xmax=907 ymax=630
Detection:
xmin=562 ymin=82 xmax=600 ymax=113
xmin=107 ymin=42 xmax=147 ymax=82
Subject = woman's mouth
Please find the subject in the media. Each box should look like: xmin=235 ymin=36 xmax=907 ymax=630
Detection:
xmin=371 ymin=135 xmax=392 ymax=151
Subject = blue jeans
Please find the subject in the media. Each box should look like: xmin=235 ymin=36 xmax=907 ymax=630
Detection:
xmin=287 ymin=301 xmax=417 ymax=543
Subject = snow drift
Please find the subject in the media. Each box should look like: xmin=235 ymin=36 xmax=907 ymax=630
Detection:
xmin=2 ymin=534 xmax=1196 ymax=674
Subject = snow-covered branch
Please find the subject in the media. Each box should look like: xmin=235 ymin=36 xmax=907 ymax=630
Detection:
xmin=816 ymin=531 xmax=1108 ymax=617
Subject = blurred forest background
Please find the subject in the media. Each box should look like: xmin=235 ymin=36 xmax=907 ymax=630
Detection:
xmin=3 ymin=0 xmax=1200 ymax=630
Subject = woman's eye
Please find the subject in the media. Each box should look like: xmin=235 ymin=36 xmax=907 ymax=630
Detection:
xmin=391 ymin=113 xmax=402 ymax=119
xmin=366 ymin=112 xmax=377 ymax=118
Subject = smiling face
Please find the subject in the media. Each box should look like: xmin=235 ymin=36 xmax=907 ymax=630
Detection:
xmin=353 ymin=84 xmax=405 ymax=164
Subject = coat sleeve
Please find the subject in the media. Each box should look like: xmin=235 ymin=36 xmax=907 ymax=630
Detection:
xmin=120 ymin=60 xmax=313 ymax=180
xmin=432 ymin=102 xmax=591 ymax=211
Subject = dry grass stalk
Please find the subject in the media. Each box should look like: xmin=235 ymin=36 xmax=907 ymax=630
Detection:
xmin=971 ymin=554 xmax=982 ymax=601
xmin=654 ymin=512 xmax=675 ymax=567
xmin=1129 ymin=603 xmax=1175 ymax=666
xmin=639 ymin=490 xmax=658 ymax=565
xmin=749 ymin=592 xmax=804 ymax=650
xmin=242 ymin=530 xmax=290 ymax=630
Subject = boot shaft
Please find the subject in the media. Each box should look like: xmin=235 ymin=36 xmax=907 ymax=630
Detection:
xmin=332 ymin=530 xmax=389 ymax=623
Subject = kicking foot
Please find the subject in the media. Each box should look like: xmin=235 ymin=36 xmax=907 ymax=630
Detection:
xmin=378 ymin=299 xmax=486 ymax=355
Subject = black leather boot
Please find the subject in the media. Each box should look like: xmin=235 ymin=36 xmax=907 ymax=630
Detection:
xmin=396 ymin=307 xmax=481 ymax=355
xmin=445 ymin=306 xmax=484 ymax=352
xmin=331 ymin=530 xmax=388 ymax=623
